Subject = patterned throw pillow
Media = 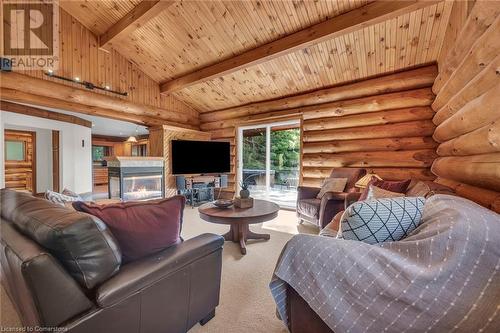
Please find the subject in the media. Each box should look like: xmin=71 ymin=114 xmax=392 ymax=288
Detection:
xmin=338 ymin=197 xmax=425 ymax=244
xmin=366 ymin=185 xmax=405 ymax=200
xmin=317 ymin=178 xmax=348 ymax=198
xmin=45 ymin=190 xmax=80 ymax=207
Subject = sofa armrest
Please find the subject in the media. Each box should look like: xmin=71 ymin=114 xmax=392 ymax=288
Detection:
xmin=318 ymin=192 xmax=348 ymax=228
xmin=321 ymin=192 xmax=348 ymax=202
xmin=96 ymin=233 xmax=224 ymax=307
xmin=345 ymin=192 xmax=362 ymax=209
xmin=297 ymin=186 xmax=321 ymax=201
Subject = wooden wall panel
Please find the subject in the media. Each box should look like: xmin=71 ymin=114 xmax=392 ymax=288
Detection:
xmin=201 ymin=65 xmax=438 ymax=197
xmin=12 ymin=9 xmax=199 ymax=126
xmin=431 ymin=2 xmax=500 ymax=213
xmin=149 ymin=126 xmax=211 ymax=197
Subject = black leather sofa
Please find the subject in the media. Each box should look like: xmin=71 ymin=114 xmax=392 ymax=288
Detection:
xmin=0 ymin=189 xmax=224 ymax=333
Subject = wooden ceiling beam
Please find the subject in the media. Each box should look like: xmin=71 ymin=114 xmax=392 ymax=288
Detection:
xmin=0 ymin=100 xmax=93 ymax=128
xmin=0 ymin=72 xmax=198 ymax=129
xmin=99 ymin=0 xmax=175 ymax=50
xmin=160 ymin=0 xmax=439 ymax=94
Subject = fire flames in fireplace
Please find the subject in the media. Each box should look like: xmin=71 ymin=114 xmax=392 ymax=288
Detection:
xmin=123 ymin=175 xmax=162 ymax=201
xmin=107 ymin=156 xmax=165 ymax=201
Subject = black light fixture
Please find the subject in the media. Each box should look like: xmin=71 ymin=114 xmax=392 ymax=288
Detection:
xmin=45 ymin=70 xmax=128 ymax=96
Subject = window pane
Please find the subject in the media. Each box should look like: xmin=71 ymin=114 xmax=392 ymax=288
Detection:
xmin=92 ymin=146 xmax=105 ymax=161
xmin=242 ymin=128 xmax=267 ymax=191
xmin=270 ymin=127 xmax=300 ymax=188
xmin=5 ymin=141 xmax=25 ymax=161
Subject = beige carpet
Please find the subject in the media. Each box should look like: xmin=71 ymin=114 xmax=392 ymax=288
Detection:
xmin=1 ymin=208 xmax=317 ymax=332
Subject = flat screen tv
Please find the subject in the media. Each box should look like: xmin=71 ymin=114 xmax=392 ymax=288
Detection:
xmin=171 ymin=140 xmax=230 ymax=175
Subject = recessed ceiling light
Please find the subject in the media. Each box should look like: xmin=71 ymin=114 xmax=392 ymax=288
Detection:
xmin=74 ymin=77 xmax=80 ymax=82
xmin=105 ymin=85 xmax=110 ymax=90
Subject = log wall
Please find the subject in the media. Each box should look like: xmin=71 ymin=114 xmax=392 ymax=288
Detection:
xmin=200 ymin=65 xmax=439 ymax=196
xmin=431 ymin=1 xmax=500 ymax=213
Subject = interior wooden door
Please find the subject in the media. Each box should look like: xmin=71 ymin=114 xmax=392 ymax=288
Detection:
xmin=4 ymin=130 xmax=36 ymax=193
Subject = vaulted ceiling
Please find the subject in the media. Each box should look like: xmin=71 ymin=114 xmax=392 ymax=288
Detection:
xmin=60 ymin=0 xmax=452 ymax=113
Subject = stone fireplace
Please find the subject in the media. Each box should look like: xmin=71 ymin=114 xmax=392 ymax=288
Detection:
xmin=107 ymin=157 xmax=164 ymax=201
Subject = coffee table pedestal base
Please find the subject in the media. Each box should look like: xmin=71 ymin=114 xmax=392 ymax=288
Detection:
xmin=222 ymin=222 xmax=270 ymax=255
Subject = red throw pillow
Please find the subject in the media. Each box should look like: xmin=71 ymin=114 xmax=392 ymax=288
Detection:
xmin=359 ymin=177 xmax=411 ymax=201
xmin=73 ymin=196 xmax=185 ymax=263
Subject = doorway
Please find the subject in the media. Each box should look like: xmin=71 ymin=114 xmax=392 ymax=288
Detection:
xmin=4 ymin=130 xmax=36 ymax=194
xmin=238 ymin=120 xmax=300 ymax=209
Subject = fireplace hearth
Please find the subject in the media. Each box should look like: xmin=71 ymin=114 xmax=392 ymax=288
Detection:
xmin=107 ymin=157 xmax=164 ymax=201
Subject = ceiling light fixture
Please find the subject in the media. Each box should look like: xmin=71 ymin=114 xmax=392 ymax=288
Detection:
xmin=44 ymin=71 xmax=128 ymax=96
xmin=126 ymin=125 xmax=140 ymax=143
xmin=126 ymin=136 xmax=138 ymax=143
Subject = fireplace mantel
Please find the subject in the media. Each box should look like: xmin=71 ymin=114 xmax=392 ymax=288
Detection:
xmin=106 ymin=156 xmax=164 ymax=168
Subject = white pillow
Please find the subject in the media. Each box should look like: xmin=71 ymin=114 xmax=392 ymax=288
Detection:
xmin=366 ymin=184 xmax=405 ymax=200
xmin=45 ymin=190 xmax=80 ymax=207
xmin=317 ymin=178 xmax=348 ymax=198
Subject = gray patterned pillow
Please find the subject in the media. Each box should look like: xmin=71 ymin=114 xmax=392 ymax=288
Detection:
xmin=338 ymin=197 xmax=425 ymax=244
xmin=45 ymin=190 xmax=80 ymax=207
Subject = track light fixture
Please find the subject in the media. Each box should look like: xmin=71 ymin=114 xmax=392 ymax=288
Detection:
xmin=44 ymin=71 xmax=128 ymax=96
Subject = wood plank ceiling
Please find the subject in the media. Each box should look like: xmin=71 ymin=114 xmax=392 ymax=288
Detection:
xmin=60 ymin=0 xmax=143 ymax=35
xmin=61 ymin=0 xmax=452 ymax=113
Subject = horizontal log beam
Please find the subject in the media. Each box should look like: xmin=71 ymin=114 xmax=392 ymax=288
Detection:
xmin=437 ymin=120 xmax=500 ymax=156
xmin=0 ymin=72 xmax=198 ymax=129
xmin=433 ymin=84 xmax=500 ymax=142
xmin=204 ymin=87 xmax=435 ymax=131
xmin=202 ymin=104 xmax=434 ymax=132
xmin=435 ymin=178 xmax=500 ymax=213
xmin=200 ymin=65 xmax=436 ymax=123
xmin=302 ymin=167 xmax=435 ymax=181
xmin=0 ymin=88 xmax=193 ymax=129
xmin=432 ymin=1 xmax=500 ymax=94
xmin=303 ymin=120 xmax=435 ymax=142
xmin=300 ymin=88 xmax=434 ymax=120
xmin=433 ymin=54 xmax=500 ymax=125
xmin=99 ymin=1 xmax=175 ymax=49
xmin=431 ymin=153 xmax=500 ymax=191
xmin=200 ymin=66 xmax=437 ymax=123
xmin=432 ymin=16 xmax=500 ymax=110
xmin=302 ymin=149 xmax=437 ymax=168
xmin=161 ymin=1 xmax=437 ymax=94
xmin=303 ymin=107 xmax=434 ymax=131
xmin=0 ymin=101 xmax=92 ymax=128
xmin=302 ymin=137 xmax=437 ymax=154
xmin=300 ymin=177 xmax=324 ymax=187
xmin=201 ymin=110 xmax=302 ymax=131
xmin=209 ymin=128 xmax=235 ymax=139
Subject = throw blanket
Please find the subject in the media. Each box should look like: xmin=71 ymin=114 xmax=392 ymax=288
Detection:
xmin=270 ymin=195 xmax=500 ymax=332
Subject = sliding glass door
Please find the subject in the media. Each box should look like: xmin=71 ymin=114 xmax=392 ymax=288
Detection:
xmin=238 ymin=120 xmax=300 ymax=209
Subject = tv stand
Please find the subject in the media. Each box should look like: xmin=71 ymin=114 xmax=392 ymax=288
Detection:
xmin=176 ymin=175 xmax=228 ymax=207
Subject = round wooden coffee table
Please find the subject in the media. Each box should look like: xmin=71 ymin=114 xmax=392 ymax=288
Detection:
xmin=198 ymin=199 xmax=279 ymax=255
